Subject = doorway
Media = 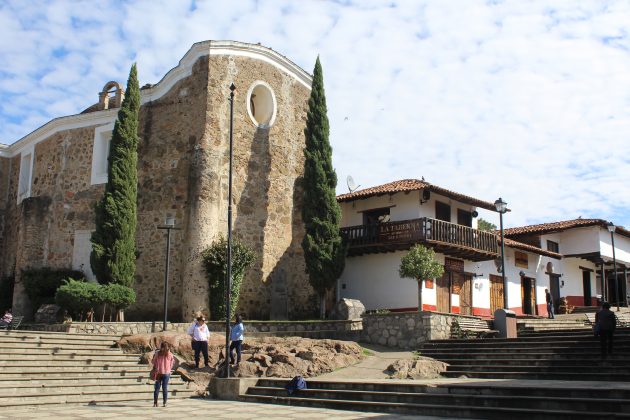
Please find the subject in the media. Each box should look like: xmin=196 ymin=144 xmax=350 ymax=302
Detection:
xmin=549 ymin=274 xmax=560 ymax=313
xmin=582 ymin=271 xmax=592 ymax=306
xmin=436 ymin=272 xmax=451 ymax=312
xmin=521 ymin=277 xmax=537 ymax=315
xmin=607 ymin=271 xmax=626 ymax=308
xmin=489 ymin=274 xmax=504 ymax=314
xmin=455 ymin=273 xmax=473 ymax=315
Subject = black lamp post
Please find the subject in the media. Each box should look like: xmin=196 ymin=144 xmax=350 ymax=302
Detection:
xmin=157 ymin=216 xmax=178 ymax=331
xmin=607 ymin=222 xmax=619 ymax=311
xmin=225 ymin=83 xmax=236 ymax=378
xmin=494 ymin=198 xmax=508 ymax=309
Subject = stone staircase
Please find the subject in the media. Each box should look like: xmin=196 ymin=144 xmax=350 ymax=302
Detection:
xmin=0 ymin=330 xmax=194 ymax=408
xmin=419 ymin=328 xmax=630 ymax=381
xmin=242 ymin=378 xmax=630 ymax=419
xmin=516 ymin=317 xmax=590 ymax=334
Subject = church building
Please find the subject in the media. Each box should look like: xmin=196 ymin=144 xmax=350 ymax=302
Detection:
xmin=0 ymin=41 xmax=316 ymax=321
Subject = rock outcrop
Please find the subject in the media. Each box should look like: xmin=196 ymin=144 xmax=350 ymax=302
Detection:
xmin=386 ymin=357 xmax=449 ymax=379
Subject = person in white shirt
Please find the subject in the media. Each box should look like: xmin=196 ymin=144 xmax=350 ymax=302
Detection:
xmin=187 ymin=316 xmax=210 ymax=368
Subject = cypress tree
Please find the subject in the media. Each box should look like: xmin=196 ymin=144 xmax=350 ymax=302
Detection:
xmin=301 ymin=57 xmax=346 ymax=319
xmin=90 ymin=64 xmax=140 ymax=287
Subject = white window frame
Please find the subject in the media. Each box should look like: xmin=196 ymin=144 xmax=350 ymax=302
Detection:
xmin=90 ymin=123 xmax=114 ymax=185
xmin=17 ymin=147 xmax=34 ymax=203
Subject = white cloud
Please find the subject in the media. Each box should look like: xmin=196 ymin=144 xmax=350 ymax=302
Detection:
xmin=0 ymin=0 xmax=629 ymax=228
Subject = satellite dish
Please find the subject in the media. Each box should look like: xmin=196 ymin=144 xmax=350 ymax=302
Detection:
xmin=347 ymin=175 xmax=360 ymax=193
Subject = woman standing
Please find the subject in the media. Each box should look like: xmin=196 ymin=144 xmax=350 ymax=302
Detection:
xmin=152 ymin=342 xmax=175 ymax=407
xmin=229 ymin=314 xmax=245 ymax=367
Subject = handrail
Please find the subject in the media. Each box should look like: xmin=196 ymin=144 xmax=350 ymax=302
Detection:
xmin=340 ymin=217 xmax=499 ymax=254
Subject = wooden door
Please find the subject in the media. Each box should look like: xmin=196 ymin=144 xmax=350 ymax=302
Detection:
xmin=582 ymin=271 xmax=592 ymax=306
xmin=436 ymin=272 xmax=451 ymax=312
xmin=458 ymin=274 xmax=473 ymax=315
xmin=549 ymin=274 xmax=560 ymax=313
xmin=521 ymin=277 xmax=537 ymax=315
xmin=489 ymin=274 xmax=504 ymax=314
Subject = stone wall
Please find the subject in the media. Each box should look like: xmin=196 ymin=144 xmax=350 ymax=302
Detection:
xmin=24 ymin=319 xmax=362 ymax=341
xmin=3 ymin=45 xmax=315 ymax=321
xmin=361 ymin=311 xmax=481 ymax=350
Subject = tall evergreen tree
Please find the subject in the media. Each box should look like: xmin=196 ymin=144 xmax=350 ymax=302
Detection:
xmin=90 ymin=64 xmax=140 ymax=287
xmin=301 ymin=57 xmax=346 ymax=319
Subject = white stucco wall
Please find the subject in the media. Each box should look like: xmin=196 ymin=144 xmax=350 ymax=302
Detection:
xmin=600 ymin=229 xmax=630 ymax=266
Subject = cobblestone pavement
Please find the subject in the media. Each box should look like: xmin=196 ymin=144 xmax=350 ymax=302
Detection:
xmin=0 ymin=398 xmax=461 ymax=420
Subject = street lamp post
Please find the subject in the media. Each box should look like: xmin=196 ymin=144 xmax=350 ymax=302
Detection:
xmin=607 ymin=222 xmax=619 ymax=311
xmin=157 ymin=216 xmax=178 ymax=331
xmin=494 ymin=198 xmax=508 ymax=309
xmin=225 ymin=83 xmax=236 ymax=378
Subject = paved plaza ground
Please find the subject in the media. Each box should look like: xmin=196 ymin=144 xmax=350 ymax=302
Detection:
xmin=0 ymin=398 xmax=457 ymax=420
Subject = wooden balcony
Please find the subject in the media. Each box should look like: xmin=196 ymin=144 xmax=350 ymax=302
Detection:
xmin=340 ymin=218 xmax=500 ymax=261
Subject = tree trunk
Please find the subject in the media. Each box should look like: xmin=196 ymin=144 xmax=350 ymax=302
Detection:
xmin=101 ymin=304 xmax=107 ymax=322
xmin=417 ymin=279 xmax=423 ymax=312
xmin=319 ymin=292 xmax=326 ymax=319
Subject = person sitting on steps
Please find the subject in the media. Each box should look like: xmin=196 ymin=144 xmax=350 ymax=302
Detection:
xmin=0 ymin=309 xmax=12 ymax=328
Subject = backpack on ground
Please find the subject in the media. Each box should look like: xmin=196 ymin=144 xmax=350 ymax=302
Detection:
xmin=285 ymin=375 xmax=307 ymax=395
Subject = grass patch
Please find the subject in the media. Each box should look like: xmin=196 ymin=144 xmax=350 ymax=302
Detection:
xmin=362 ymin=347 xmax=374 ymax=356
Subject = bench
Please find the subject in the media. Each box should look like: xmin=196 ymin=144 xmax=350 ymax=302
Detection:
xmin=0 ymin=315 xmax=23 ymax=330
xmin=585 ymin=312 xmax=630 ymax=328
xmin=451 ymin=317 xmax=498 ymax=339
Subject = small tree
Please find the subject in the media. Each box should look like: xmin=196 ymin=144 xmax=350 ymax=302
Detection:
xmin=399 ymin=245 xmax=445 ymax=312
xmin=477 ymin=217 xmax=497 ymax=232
xmin=301 ymin=56 xmax=347 ymax=319
xmin=201 ymin=237 xmax=255 ymax=321
xmin=102 ymin=283 xmax=136 ymax=321
xmin=55 ymin=279 xmax=98 ymax=321
xmin=91 ymin=63 xmax=140 ymax=288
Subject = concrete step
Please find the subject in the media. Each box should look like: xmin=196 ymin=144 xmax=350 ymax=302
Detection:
xmin=0 ymin=344 xmax=126 ymax=353
xmin=0 ymin=359 xmax=141 ymax=368
xmin=0 ymin=353 xmax=141 ymax=361
xmin=419 ymin=346 xmax=630 ymax=355
xmin=247 ymin=385 xmax=630 ymax=413
xmin=444 ymin=364 xmax=630 ymax=374
xmin=0 ymin=369 xmax=151 ymax=379
xmin=431 ymin=352 xmax=627 ymax=361
xmin=0 ymin=379 xmax=189 ymax=395
xmin=241 ymin=392 xmax=629 ymax=419
xmin=0 ymin=341 xmax=116 ymax=350
xmin=0 ymin=387 xmax=195 ymax=408
xmin=0 ymin=376 xmax=164 ymax=386
xmin=442 ymin=370 xmax=630 ymax=381
xmin=438 ymin=358 xmax=630 ymax=367
xmin=0 ymin=330 xmax=120 ymax=339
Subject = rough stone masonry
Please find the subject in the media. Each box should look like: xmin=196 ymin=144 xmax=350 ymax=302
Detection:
xmin=0 ymin=41 xmax=317 ymax=321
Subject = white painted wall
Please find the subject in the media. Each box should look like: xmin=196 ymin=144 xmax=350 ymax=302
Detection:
xmin=600 ymin=229 xmax=630 ymax=266
xmin=558 ymin=226 xmax=600 ymax=255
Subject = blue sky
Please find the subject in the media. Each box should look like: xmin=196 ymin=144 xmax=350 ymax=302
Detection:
xmin=1 ymin=0 xmax=629 ymax=228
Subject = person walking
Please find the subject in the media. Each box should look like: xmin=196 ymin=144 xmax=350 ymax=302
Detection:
xmin=595 ymin=302 xmax=616 ymax=359
xmin=187 ymin=316 xmax=210 ymax=368
xmin=229 ymin=314 xmax=245 ymax=367
xmin=545 ymin=289 xmax=554 ymax=319
xmin=151 ymin=342 xmax=175 ymax=407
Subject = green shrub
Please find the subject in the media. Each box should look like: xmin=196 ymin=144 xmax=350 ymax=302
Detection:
xmin=22 ymin=268 xmax=85 ymax=309
xmin=55 ymin=279 xmax=99 ymax=320
xmin=201 ymin=237 xmax=255 ymax=321
xmin=102 ymin=283 xmax=136 ymax=311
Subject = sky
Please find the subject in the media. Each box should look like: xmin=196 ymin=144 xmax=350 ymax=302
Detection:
xmin=1 ymin=0 xmax=629 ymax=229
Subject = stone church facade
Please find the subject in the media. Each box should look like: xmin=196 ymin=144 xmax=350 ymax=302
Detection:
xmin=0 ymin=41 xmax=317 ymax=321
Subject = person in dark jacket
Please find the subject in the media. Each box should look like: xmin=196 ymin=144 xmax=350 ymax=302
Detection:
xmin=595 ymin=302 xmax=616 ymax=359
xmin=545 ymin=289 xmax=554 ymax=319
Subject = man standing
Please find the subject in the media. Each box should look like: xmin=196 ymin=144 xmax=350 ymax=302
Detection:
xmin=595 ymin=302 xmax=616 ymax=359
xmin=187 ymin=316 xmax=210 ymax=368
xmin=545 ymin=289 xmax=554 ymax=319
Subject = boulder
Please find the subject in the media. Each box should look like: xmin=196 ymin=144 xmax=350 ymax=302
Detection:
xmin=34 ymin=304 xmax=64 ymax=324
xmin=331 ymin=298 xmax=365 ymax=320
xmin=386 ymin=357 xmax=449 ymax=379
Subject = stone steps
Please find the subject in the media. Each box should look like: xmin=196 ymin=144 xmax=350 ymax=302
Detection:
xmin=0 ymin=330 xmax=193 ymax=408
xmin=420 ymin=328 xmax=630 ymax=381
xmin=242 ymin=379 xmax=630 ymax=419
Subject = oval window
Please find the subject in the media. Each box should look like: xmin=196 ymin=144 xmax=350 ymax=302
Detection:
xmin=246 ymin=81 xmax=277 ymax=128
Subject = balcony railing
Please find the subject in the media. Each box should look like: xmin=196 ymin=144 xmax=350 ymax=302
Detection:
xmin=340 ymin=217 xmax=499 ymax=260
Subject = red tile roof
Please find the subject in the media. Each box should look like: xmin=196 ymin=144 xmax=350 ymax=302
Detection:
xmin=502 ymin=218 xmax=630 ymax=239
xmin=502 ymin=237 xmax=562 ymax=259
xmin=337 ymin=179 xmax=501 ymax=212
